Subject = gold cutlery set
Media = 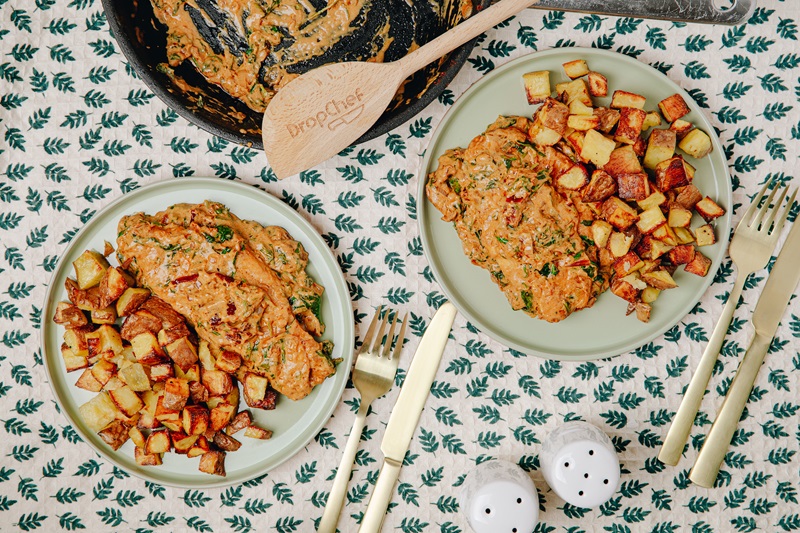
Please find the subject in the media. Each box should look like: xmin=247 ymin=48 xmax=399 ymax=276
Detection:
xmin=659 ymin=180 xmax=799 ymax=486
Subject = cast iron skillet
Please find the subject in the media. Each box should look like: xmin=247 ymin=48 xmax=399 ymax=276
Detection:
xmin=103 ymin=0 xmax=490 ymax=149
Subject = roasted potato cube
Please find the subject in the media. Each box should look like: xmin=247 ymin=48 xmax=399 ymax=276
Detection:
xmin=61 ymin=345 xmax=89 ymax=372
xmin=635 ymin=235 xmax=673 ymax=261
xmin=165 ymin=336 xmax=198 ymax=372
xmin=115 ymin=288 xmax=150 ymax=317
xmin=587 ymin=71 xmax=608 ymax=97
xmin=198 ymin=450 xmax=226 ymax=476
xmin=569 ymin=99 xmax=594 ymax=116
xmin=643 ymin=111 xmax=662 ymax=130
xmin=175 ymin=364 xmax=200 ymax=382
xmin=104 ymin=375 xmax=127 ymax=392
xmin=644 ymin=129 xmax=677 ymax=170
xmin=90 ymin=359 xmax=117 ymax=387
xmin=615 ymin=107 xmax=647 ymax=145
xmin=558 ymin=78 xmax=592 ymax=106
xmin=89 ymin=324 xmax=123 ymax=355
xmin=98 ymin=267 xmax=132 ymax=306
xmin=140 ymin=297 xmax=185 ymax=329
xmin=243 ymin=372 xmax=268 ymax=407
xmin=685 ymin=251 xmax=712 ymax=277
xmin=75 ymin=368 xmax=104 ymax=392
xmin=189 ymin=381 xmax=209 ymax=404
xmin=109 ymin=385 xmax=144 ymax=418
xmin=79 ymin=392 xmax=119 ymax=432
xmin=137 ymin=410 xmax=159 ymax=430
xmin=131 ymin=332 xmax=166 ymax=365
xmin=695 ymin=224 xmax=716 ymax=246
xmin=635 ymin=302 xmax=652 ymax=323
xmin=695 ymin=196 xmax=725 ymax=221
xmin=163 ymin=378 xmax=190 ymax=411
xmin=582 ymin=130 xmax=616 ymax=167
xmin=213 ymin=432 xmax=242 ymax=452
xmin=603 ymin=145 xmax=642 ymax=177
xmin=567 ymin=114 xmax=600 ymax=131
xmin=608 ymin=232 xmax=634 ymax=257
xmin=670 ymin=119 xmax=694 ymax=139
xmin=65 ymin=278 xmax=105 ymax=311
xmin=172 ymin=431 xmax=199 ymax=454
xmin=556 ymin=164 xmax=589 ymax=190
xmin=145 ymin=430 xmax=171 ymax=454
xmin=134 ymin=446 xmax=162 ymax=466
xmin=210 ymin=403 xmax=237 ymax=432
xmin=563 ymin=59 xmax=589 ymax=79
xmin=537 ymin=98 xmax=570 ymax=134
xmin=202 ymin=370 xmax=233 ymax=397
xmin=641 ymin=287 xmax=660 ymax=304
xmin=118 ymin=362 xmax=151 ymax=392
xmin=72 ymin=250 xmax=109 ymax=290
xmin=617 ymin=173 xmax=651 ymax=201
xmin=215 ymin=350 xmax=242 ymax=374
xmin=522 ymin=70 xmax=551 ymax=104
xmin=668 ymin=207 xmax=693 ymax=228
xmin=565 ymin=130 xmax=586 ymax=157
xmin=679 ymin=128 xmax=713 ymax=159
xmin=593 ymin=107 xmax=620 ymax=133
xmin=183 ymin=405 xmax=210 ymax=436
xmin=128 ymin=426 xmax=146 ymax=448
xmin=613 ymin=251 xmax=645 ymax=278
xmin=149 ymin=363 xmax=174 ymax=382
xmin=54 ymin=302 xmax=88 ymax=328
xmin=157 ymin=323 xmax=191 ymax=347
xmin=187 ymin=435 xmax=211 ymax=458
xmin=98 ymin=420 xmax=130 ymax=451
xmin=655 ymin=156 xmax=690 ymax=192
xmin=198 ymin=341 xmax=216 ymax=371
xmin=610 ymin=277 xmax=641 ymax=303
xmin=675 ymin=184 xmax=703 ymax=210
xmin=91 ymin=306 xmax=117 ymax=325
xmin=611 ymin=90 xmax=646 ymax=110
xmin=120 ymin=310 xmax=162 ymax=341
xmin=674 ymin=227 xmax=696 ymax=245
xmin=602 ymin=197 xmax=639 ymax=230
xmin=244 ymin=425 xmax=273 ymax=440
xmin=226 ymin=412 xmax=252 ymax=435
xmin=637 ymin=191 xmax=667 ymax=211
xmin=637 ymin=206 xmax=667 ymax=234
xmin=641 ymin=270 xmax=679 ymax=290
xmin=582 ymin=170 xmax=617 ymax=202
xmin=658 ymin=93 xmax=690 ymax=122
xmin=528 ymin=123 xmax=562 ymax=146
xmin=591 ymin=220 xmax=613 ymax=248
xmin=652 ymin=223 xmax=679 ymax=246
xmin=64 ymin=327 xmax=90 ymax=355
xmin=668 ymin=244 xmax=696 ymax=265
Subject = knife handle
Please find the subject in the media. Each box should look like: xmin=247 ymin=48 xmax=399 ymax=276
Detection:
xmin=689 ymin=332 xmax=771 ymax=488
xmin=659 ymin=274 xmax=746 ymax=466
xmin=359 ymin=459 xmax=402 ymax=533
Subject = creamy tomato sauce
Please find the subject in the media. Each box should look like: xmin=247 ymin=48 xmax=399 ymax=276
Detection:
xmin=116 ymin=201 xmax=333 ymax=400
xmin=426 ymin=116 xmax=610 ymax=323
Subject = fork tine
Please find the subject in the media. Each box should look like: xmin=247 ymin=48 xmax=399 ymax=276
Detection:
xmin=357 ymin=305 xmax=382 ymax=355
xmin=371 ymin=310 xmax=390 ymax=354
xmin=392 ymin=313 xmax=408 ymax=362
xmin=771 ymin=188 xmax=798 ymax=239
xmin=381 ymin=312 xmax=400 ymax=358
xmin=741 ymin=179 xmax=772 ymax=228
xmin=752 ymin=181 xmax=780 ymax=229
xmin=762 ymin=184 xmax=789 ymax=234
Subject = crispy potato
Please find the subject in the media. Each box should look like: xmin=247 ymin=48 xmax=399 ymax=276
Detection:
xmin=695 ymin=224 xmax=716 ymax=246
xmin=635 ymin=302 xmax=652 ymax=323
xmin=131 ymin=331 xmax=166 ymax=365
xmin=61 ymin=345 xmax=89 ymax=373
xmin=610 ymin=90 xmax=646 ymax=110
xmin=569 ymin=99 xmax=594 ymax=116
xmin=655 ymin=156 xmax=690 ymax=192
xmin=670 ymin=119 xmax=694 ymax=139
xmin=603 ymin=145 xmax=642 ymax=177
xmin=135 ymin=446 xmax=162 ymax=466
xmin=210 ymin=403 xmax=237 ymax=432
xmin=189 ymin=381 xmax=209 ymax=404
xmin=149 ymin=363 xmax=175 ymax=382
xmin=91 ymin=306 xmax=117 ymax=325
xmin=593 ymin=107 xmax=620 ymax=133
xmin=129 ymin=426 xmax=146 ymax=448
xmin=675 ymin=184 xmax=703 ymax=210
xmin=614 ymin=107 xmax=647 ymax=145
xmin=558 ymin=78 xmax=592 ymax=106
xmin=116 ymin=288 xmax=150 ymax=317
xmin=685 ymin=251 xmax=712 ymax=276
xmin=118 ymin=362 xmax=151 ymax=392
xmin=244 ymin=425 xmax=273 ymax=440
xmin=678 ymin=128 xmax=713 ymax=159
xmin=215 ymin=350 xmax=242 ymax=374
xmin=213 ymin=432 xmax=242 ymax=452
xmin=98 ymin=420 xmax=130 ymax=451
xmin=75 ymin=368 xmax=104 ymax=392
xmin=563 ymin=59 xmax=589 ymax=79
xmin=99 ymin=267 xmax=132 ymax=306
xmin=53 ymin=302 xmax=89 ymax=328
xmin=109 ymin=385 xmax=144 ymax=418
xmin=668 ymin=244 xmax=696 ymax=265
xmin=644 ymin=129 xmax=677 ymax=170
xmin=582 ymin=170 xmax=617 ymax=202
xmin=587 ymin=71 xmax=608 ymax=97
xmin=610 ymin=277 xmax=641 ymax=303
xmin=183 ymin=405 xmax=210 ymax=436
xmin=567 ymin=114 xmax=600 ymax=131
xmin=163 ymin=378 xmax=190 ymax=411
xmin=537 ymin=98 xmax=570 ymax=134
xmin=641 ymin=270 xmax=679 ymax=290
xmin=202 ymin=370 xmax=233 ymax=397
xmin=79 ymin=392 xmax=119 ymax=432
xmin=668 ymin=207 xmax=693 ymax=228
xmin=617 ymin=173 xmax=651 ymax=201
xmin=166 ymin=336 xmax=199 ymax=372
xmin=636 ymin=206 xmax=667 ymax=234
xmin=582 ymin=130 xmax=616 ymax=167
xmin=522 ymin=71 xmax=551 ymax=104
xmin=528 ymin=122 xmax=562 ymax=146
xmin=695 ymin=196 xmax=726 ymax=221
xmin=199 ymin=450 xmax=226 ymax=476
xmin=642 ymin=111 xmax=662 ymax=130
xmin=226 ymin=412 xmax=252 ymax=435
xmin=120 ymin=310 xmax=162 ymax=341
xmin=658 ymin=94 xmax=691 ymax=122
xmin=145 ymin=430 xmax=171 ymax=455
xmin=601 ymin=197 xmax=639 ymax=230
xmin=612 ymin=251 xmax=644 ymax=278
xmin=637 ymin=191 xmax=667 ymax=211
xmin=188 ymin=435 xmax=211 ymax=458
xmin=591 ymin=220 xmax=613 ymax=249
xmin=171 ymin=431 xmax=199 ymax=454
xmin=556 ymin=164 xmax=589 ymax=190
xmin=72 ymin=250 xmax=109 ymax=290
xmin=608 ymin=232 xmax=633 ymax=258
xmin=65 ymin=278 xmax=105 ymax=311
xmin=140 ymin=297 xmax=185 ymax=330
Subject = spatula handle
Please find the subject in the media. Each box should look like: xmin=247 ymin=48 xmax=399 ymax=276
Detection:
xmin=398 ymin=0 xmax=538 ymax=75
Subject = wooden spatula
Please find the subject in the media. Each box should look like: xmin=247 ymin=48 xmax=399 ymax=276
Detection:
xmin=262 ymin=0 xmax=538 ymax=179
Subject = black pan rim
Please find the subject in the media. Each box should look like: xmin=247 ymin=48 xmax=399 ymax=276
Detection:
xmin=102 ymin=0 xmax=486 ymax=152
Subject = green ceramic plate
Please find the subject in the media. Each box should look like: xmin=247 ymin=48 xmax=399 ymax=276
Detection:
xmin=42 ymin=178 xmax=354 ymax=488
xmin=419 ymin=48 xmax=732 ymax=361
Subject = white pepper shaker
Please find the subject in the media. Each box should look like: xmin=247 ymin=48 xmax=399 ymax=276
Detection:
xmin=540 ymin=421 xmax=620 ymax=509
xmin=459 ymin=459 xmax=539 ymax=533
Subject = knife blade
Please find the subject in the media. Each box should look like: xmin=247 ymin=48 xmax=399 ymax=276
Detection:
xmin=690 ymin=215 xmax=800 ymax=487
xmin=359 ymin=302 xmax=457 ymax=532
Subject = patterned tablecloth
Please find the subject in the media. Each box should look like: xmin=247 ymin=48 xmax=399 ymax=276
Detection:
xmin=1 ymin=0 xmax=799 ymax=531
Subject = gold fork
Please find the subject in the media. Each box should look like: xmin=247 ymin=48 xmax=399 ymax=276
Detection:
xmin=659 ymin=179 xmax=796 ymax=465
xmin=318 ymin=306 xmax=408 ymax=533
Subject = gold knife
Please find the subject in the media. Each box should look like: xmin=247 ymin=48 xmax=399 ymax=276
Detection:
xmin=358 ymin=302 xmax=457 ymax=532
xmin=689 ymin=216 xmax=800 ymax=488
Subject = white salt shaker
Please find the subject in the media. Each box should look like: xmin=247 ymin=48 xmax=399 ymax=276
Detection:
xmin=540 ymin=421 xmax=620 ymax=508
xmin=459 ymin=459 xmax=539 ymax=533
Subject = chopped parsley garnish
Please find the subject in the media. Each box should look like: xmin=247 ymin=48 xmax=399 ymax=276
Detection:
xmin=448 ymin=177 xmax=462 ymax=194
xmin=496 ymin=236 xmax=509 ymax=244
xmin=521 ymin=290 xmax=534 ymax=311
xmin=581 ymin=235 xmax=595 ymax=246
xmin=538 ymin=263 xmax=559 ymax=277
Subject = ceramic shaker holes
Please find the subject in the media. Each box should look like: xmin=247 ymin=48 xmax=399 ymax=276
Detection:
xmin=459 ymin=459 xmax=539 ymax=533
xmin=540 ymin=421 xmax=620 ymax=508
